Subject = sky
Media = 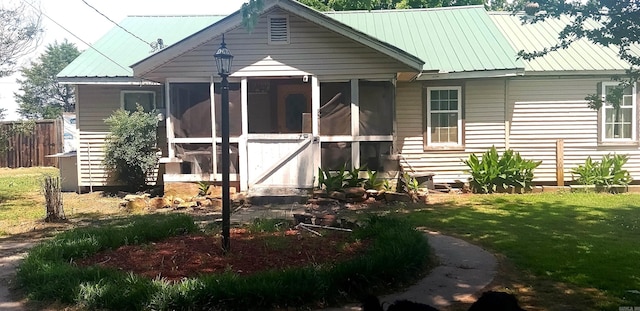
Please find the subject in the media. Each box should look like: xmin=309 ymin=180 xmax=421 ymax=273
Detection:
xmin=0 ymin=0 xmax=247 ymax=120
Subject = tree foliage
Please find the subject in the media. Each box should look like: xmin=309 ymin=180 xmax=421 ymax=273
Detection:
xmin=15 ymin=41 xmax=80 ymax=120
xmin=519 ymin=0 xmax=640 ymax=109
xmin=103 ymin=107 xmax=159 ymax=191
xmin=0 ymin=1 xmax=43 ymax=78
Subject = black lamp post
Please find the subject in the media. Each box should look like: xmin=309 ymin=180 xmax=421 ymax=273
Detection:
xmin=214 ymin=34 xmax=234 ymax=252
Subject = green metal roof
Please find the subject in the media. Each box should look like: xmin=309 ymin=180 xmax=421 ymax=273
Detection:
xmin=490 ymin=12 xmax=639 ymax=73
xmin=326 ymin=6 xmax=524 ymax=74
xmin=58 ymin=15 xmax=224 ymax=80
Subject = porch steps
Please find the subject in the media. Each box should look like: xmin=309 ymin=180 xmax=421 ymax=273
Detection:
xmin=245 ymin=187 xmax=312 ymax=205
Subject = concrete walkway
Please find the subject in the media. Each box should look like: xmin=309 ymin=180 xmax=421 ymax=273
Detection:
xmin=0 ymin=239 xmax=35 ymax=311
xmin=321 ymin=231 xmax=497 ymax=310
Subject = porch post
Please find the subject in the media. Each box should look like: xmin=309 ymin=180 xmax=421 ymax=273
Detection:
xmin=351 ymin=79 xmax=360 ymax=168
xmin=239 ymin=77 xmax=249 ymax=191
xmin=312 ymin=76 xmax=321 ymax=182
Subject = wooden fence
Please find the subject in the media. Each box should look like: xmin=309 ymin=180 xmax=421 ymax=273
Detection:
xmin=0 ymin=119 xmax=63 ymax=168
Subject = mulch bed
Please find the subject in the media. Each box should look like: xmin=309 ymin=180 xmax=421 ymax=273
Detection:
xmin=76 ymin=228 xmax=370 ymax=281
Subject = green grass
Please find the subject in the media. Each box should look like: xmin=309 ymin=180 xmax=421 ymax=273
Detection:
xmin=18 ymin=215 xmax=431 ymax=310
xmin=0 ymin=167 xmax=59 ymax=232
xmin=403 ymin=192 xmax=640 ymax=310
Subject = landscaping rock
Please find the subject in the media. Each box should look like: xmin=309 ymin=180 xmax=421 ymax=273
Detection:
xmin=344 ymin=187 xmax=366 ymax=198
xmin=148 ymin=197 xmax=171 ymax=210
xmin=126 ymin=198 xmax=147 ymax=212
xmin=164 ymin=182 xmax=200 ymax=199
xmin=313 ymin=189 xmax=328 ymax=198
xmin=384 ymin=192 xmax=412 ymax=203
xmin=207 ymin=186 xmax=237 ymax=198
xmin=175 ymin=201 xmax=197 ymax=210
xmin=123 ymin=194 xmax=149 ymax=201
xmin=328 ymin=191 xmax=346 ymax=201
xmin=308 ymin=197 xmax=340 ymax=206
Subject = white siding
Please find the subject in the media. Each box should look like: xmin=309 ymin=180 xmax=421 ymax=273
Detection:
xmin=396 ymin=79 xmax=507 ymax=183
xmin=508 ymin=77 xmax=640 ymax=183
xmin=76 ymin=85 xmax=163 ymax=187
xmin=144 ymin=8 xmax=413 ymax=81
xmin=397 ymin=76 xmax=640 ymax=185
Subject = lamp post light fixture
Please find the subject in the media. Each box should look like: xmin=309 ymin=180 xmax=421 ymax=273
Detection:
xmin=214 ymin=34 xmax=234 ymax=253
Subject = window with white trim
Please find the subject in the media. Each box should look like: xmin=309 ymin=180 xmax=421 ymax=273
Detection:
xmin=122 ymin=91 xmax=156 ymax=112
xmin=601 ymin=82 xmax=636 ymax=142
xmin=425 ymin=86 xmax=462 ymax=148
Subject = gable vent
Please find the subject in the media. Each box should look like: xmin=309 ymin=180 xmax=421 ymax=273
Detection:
xmin=268 ymin=15 xmax=290 ymax=44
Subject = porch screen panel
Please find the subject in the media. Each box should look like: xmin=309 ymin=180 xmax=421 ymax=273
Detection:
xmin=321 ymin=142 xmax=352 ymax=170
xmin=360 ymin=141 xmax=393 ymax=172
xmin=320 ymin=82 xmax=351 ymax=135
xmin=216 ymin=143 xmax=240 ymax=174
xmin=170 ymin=83 xmax=211 ymax=138
xmin=173 ymin=143 xmax=213 ymax=174
xmin=359 ymin=81 xmax=393 ymax=135
xmin=214 ymin=83 xmax=242 ymax=137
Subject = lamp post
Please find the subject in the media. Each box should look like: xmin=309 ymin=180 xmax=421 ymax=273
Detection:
xmin=214 ymin=34 xmax=234 ymax=253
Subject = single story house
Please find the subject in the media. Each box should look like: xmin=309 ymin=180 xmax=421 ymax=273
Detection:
xmin=58 ymin=0 xmax=640 ymax=193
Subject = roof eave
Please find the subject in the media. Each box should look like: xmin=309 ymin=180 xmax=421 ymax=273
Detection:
xmin=417 ymin=68 xmax=525 ymax=80
xmin=521 ymin=69 xmax=630 ymax=77
xmin=58 ymin=77 xmax=161 ymax=85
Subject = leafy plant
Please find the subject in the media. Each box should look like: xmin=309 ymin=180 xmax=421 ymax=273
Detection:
xmin=344 ymin=165 xmax=367 ymax=188
xmin=401 ymin=172 xmax=420 ymax=195
xmin=571 ymin=153 xmax=632 ymax=187
xmin=317 ymin=165 xmax=346 ymax=192
xmin=196 ymin=181 xmax=209 ymax=196
xmin=382 ymin=179 xmax=393 ymax=191
xmin=463 ymin=146 xmax=541 ymax=194
xmin=103 ymin=106 xmax=159 ymax=191
xmin=364 ymin=169 xmax=384 ymax=190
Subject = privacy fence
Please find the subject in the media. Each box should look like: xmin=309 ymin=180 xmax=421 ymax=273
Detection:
xmin=0 ymin=119 xmax=63 ymax=168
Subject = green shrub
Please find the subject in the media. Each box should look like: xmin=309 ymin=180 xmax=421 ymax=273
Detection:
xmin=463 ymin=146 xmax=541 ymax=194
xmin=103 ymin=106 xmax=159 ymax=191
xmin=317 ymin=165 xmax=346 ymax=192
xmin=364 ymin=169 xmax=384 ymax=190
xmin=344 ymin=165 xmax=367 ymax=188
xmin=571 ymin=153 xmax=632 ymax=187
xmin=318 ymin=165 xmax=382 ymax=191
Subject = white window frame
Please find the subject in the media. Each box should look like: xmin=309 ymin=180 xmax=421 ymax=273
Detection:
xmin=426 ymin=86 xmax=463 ymax=148
xmin=600 ymin=82 xmax=637 ymax=142
xmin=121 ymin=90 xmax=156 ymax=112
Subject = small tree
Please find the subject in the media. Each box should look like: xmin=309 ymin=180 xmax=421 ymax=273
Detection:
xmin=103 ymin=106 xmax=159 ymax=191
xmin=0 ymin=1 xmax=43 ymax=77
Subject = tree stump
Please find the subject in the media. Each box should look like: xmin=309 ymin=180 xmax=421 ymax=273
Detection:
xmin=43 ymin=176 xmax=66 ymax=222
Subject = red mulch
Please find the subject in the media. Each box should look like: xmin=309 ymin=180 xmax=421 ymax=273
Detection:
xmin=76 ymin=228 xmax=369 ymax=281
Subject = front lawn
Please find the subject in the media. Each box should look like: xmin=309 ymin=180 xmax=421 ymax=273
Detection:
xmin=405 ymin=192 xmax=640 ymax=310
xmin=0 ymin=167 xmax=59 ymax=234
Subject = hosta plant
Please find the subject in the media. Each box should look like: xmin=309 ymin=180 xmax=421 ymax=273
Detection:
xmin=571 ymin=153 xmax=632 ymax=187
xmin=463 ymin=146 xmax=541 ymax=194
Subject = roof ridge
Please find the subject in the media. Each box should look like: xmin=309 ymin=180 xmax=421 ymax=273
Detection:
xmin=324 ymin=5 xmax=484 ymax=14
xmin=126 ymin=14 xmax=227 ymax=18
xmin=487 ymin=11 xmax=526 ymax=15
